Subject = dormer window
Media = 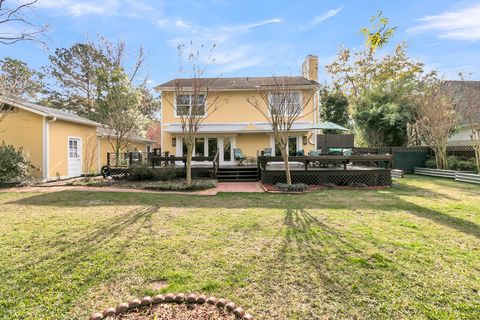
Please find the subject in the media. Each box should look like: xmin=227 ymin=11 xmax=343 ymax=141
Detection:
xmin=176 ymin=94 xmax=206 ymax=116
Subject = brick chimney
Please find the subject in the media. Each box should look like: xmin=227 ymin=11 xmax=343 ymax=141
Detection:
xmin=302 ymin=55 xmax=318 ymax=82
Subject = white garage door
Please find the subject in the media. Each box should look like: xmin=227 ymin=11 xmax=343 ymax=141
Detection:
xmin=68 ymin=138 xmax=82 ymax=178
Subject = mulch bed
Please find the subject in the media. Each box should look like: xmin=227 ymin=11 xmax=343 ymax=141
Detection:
xmin=261 ymin=184 xmax=322 ymax=193
xmin=261 ymin=183 xmax=389 ymax=193
xmin=90 ymin=294 xmax=253 ymax=320
xmin=109 ymin=304 xmax=236 ymax=320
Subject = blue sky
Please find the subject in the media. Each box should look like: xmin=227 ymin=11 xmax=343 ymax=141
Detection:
xmin=2 ymin=0 xmax=480 ymax=87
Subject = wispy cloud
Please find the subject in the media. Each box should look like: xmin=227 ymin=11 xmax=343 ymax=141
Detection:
xmin=210 ymin=45 xmax=264 ymax=73
xmin=234 ymin=18 xmax=284 ymax=31
xmin=301 ymin=7 xmax=341 ymax=30
xmin=408 ymin=4 xmax=480 ymax=41
xmin=157 ymin=17 xmax=283 ymax=35
xmin=36 ymin=0 xmax=120 ymax=16
xmin=158 ymin=17 xmax=284 ymax=74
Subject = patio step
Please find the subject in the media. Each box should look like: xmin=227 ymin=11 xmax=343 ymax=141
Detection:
xmin=217 ymin=167 xmax=259 ymax=182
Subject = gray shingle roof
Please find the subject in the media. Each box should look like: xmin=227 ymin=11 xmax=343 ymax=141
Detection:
xmin=1 ymin=97 xmax=99 ymax=127
xmin=96 ymin=126 xmax=156 ymax=144
xmin=155 ymin=76 xmax=319 ymax=91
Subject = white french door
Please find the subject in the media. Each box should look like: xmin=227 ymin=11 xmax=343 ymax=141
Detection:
xmin=219 ymin=137 xmax=235 ymax=165
xmin=67 ymin=137 xmax=82 ymax=177
xmin=176 ymin=136 xmax=235 ymax=165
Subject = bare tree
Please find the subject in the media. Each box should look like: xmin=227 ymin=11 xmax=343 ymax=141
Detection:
xmin=101 ymin=85 xmax=159 ymax=166
xmin=0 ymin=0 xmax=48 ymax=45
xmin=414 ymin=75 xmax=459 ymax=169
xmin=454 ymin=79 xmax=480 ymax=173
xmin=247 ymin=77 xmax=315 ymax=185
xmin=48 ymin=36 xmax=159 ymax=164
xmin=0 ymin=81 xmax=10 ymax=124
xmin=0 ymin=57 xmax=44 ymax=125
xmin=163 ymin=44 xmax=226 ymax=185
xmin=82 ymin=135 xmax=98 ymax=178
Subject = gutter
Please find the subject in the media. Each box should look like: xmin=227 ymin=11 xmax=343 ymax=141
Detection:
xmin=42 ymin=117 xmax=57 ymax=182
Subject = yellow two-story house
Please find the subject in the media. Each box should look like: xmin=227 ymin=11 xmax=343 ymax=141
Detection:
xmin=156 ymin=55 xmax=320 ymax=165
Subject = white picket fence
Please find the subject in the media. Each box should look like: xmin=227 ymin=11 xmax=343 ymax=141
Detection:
xmin=414 ymin=167 xmax=480 ymax=185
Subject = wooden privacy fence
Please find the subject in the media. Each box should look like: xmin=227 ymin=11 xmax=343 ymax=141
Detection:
xmin=353 ymin=145 xmax=478 ymax=173
xmin=353 ymin=146 xmax=430 ymax=173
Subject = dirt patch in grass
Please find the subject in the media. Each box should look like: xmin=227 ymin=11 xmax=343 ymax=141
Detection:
xmin=111 ymin=304 xmax=236 ymax=320
xmin=148 ymin=280 xmax=168 ymax=291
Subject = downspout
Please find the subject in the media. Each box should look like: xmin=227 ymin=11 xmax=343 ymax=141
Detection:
xmin=308 ymin=88 xmax=320 ymax=147
xmin=44 ymin=117 xmax=57 ymax=181
xmin=315 ymin=88 xmax=320 ymax=149
xmin=160 ymin=91 xmax=164 ymax=153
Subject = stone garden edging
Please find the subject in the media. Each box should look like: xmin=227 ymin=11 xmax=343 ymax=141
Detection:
xmin=89 ymin=293 xmax=253 ymax=320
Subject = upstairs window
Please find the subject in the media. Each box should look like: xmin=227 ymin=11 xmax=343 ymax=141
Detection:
xmin=176 ymin=94 xmax=206 ymax=116
xmin=268 ymin=92 xmax=302 ymax=116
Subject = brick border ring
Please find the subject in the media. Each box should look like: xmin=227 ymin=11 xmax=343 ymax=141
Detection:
xmin=89 ymin=293 xmax=253 ymax=320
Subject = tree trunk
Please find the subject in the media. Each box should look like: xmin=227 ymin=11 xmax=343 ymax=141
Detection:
xmin=472 ymin=131 xmax=480 ymax=174
xmin=434 ymin=145 xmax=447 ymax=170
xmin=185 ymin=140 xmax=193 ymax=185
xmin=115 ymin=139 xmax=121 ymax=167
xmin=281 ymin=145 xmax=292 ymax=185
xmin=474 ymin=146 xmax=480 ymax=174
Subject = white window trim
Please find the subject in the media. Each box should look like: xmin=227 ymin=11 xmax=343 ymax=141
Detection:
xmin=174 ymin=93 xmax=208 ymax=118
xmin=175 ymin=136 xmax=234 ymax=165
xmin=268 ymin=91 xmax=303 ymax=117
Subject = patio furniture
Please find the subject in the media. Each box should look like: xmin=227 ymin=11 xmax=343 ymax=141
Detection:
xmin=296 ymin=150 xmax=305 ymax=167
xmin=308 ymin=150 xmax=323 ymax=167
xmin=234 ymin=148 xmax=246 ymax=166
xmin=327 ymin=147 xmax=344 ymax=155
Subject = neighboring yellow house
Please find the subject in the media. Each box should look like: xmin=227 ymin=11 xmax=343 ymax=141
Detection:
xmin=155 ymin=55 xmax=320 ymax=165
xmin=0 ymin=98 xmax=155 ymax=181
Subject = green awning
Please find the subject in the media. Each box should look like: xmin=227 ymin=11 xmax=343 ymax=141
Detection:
xmin=311 ymin=121 xmax=349 ymax=131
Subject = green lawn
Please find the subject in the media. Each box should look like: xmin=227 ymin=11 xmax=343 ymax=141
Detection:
xmin=0 ymin=176 xmax=479 ymax=319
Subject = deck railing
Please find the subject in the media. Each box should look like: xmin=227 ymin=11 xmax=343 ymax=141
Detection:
xmin=257 ymin=154 xmax=393 ymax=171
xmin=106 ymin=150 xmax=220 ymax=171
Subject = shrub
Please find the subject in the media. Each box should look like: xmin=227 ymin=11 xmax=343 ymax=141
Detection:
xmin=151 ymin=166 xmax=179 ymax=181
xmin=127 ymin=164 xmax=154 ymax=181
xmin=142 ymin=179 xmax=217 ymax=191
xmin=456 ymin=159 xmax=477 ymax=172
xmin=0 ymin=142 xmax=34 ymax=184
xmin=425 ymin=156 xmax=477 ymax=172
xmin=424 ymin=158 xmax=437 ymax=168
xmin=446 ymin=156 xmax=459 ymax=170
xmin=274 ymin=183 xmax=308 ymax=192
